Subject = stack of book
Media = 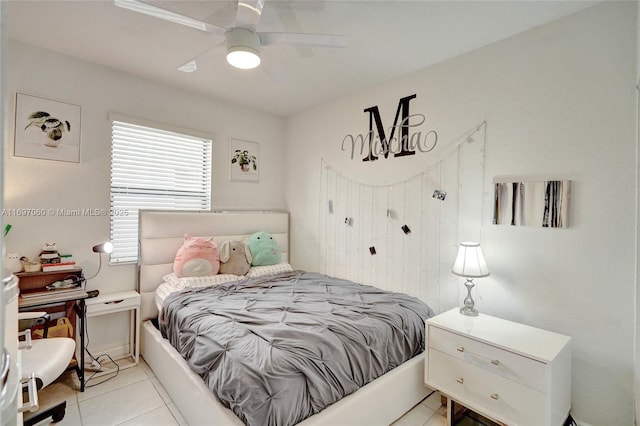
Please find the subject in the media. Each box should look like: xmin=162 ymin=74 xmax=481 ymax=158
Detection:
xmin=41 ymin=255 xmax=76 ymax=272
xmin=41 ymin=262 xmax=77 ymax=272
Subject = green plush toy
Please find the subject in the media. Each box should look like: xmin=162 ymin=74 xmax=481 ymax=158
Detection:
xmin=247 ymin=231 xmax=281 ymax=266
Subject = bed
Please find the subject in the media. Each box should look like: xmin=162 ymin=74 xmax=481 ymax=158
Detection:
xmin=138 ymin=210 xmax=434 ymax=426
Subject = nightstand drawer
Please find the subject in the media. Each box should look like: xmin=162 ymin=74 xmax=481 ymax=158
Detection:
xmin=86 ymin=291 xmax=140 ymax=316
xmin=428 ymin=349 xmax=546 ymax=426
xmin=429 ymin=325 xmax=546 ymax=392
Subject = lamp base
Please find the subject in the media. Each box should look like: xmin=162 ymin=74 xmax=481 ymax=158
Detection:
xmin=460 ymin=278 xmax=479 ymax=316
xmin=460 ymin=306 xmax=479 ymax=316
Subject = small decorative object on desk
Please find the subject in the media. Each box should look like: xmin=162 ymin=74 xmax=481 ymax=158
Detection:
xmin=5 ymin=252 xmax=23 ymax=273
xmin=39 ymin=242 xmax=61 ymax=265
xmin=21 ymin=257 xmax=41 ymax=272
xmin=59 ymin=254 xmax=74 ymax=263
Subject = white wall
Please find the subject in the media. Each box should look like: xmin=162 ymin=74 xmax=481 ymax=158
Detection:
xmin=4 ymin=40 xmax=286 ymax=351
xmin=286 ymin=2 xmax=636 ymax=424
xmin=635 ymin=1 xmax=640 ymax=422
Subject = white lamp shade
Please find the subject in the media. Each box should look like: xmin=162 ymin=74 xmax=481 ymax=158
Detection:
xmin=452 ymin=242 xmax=490 ymax=278
xmin=93 ymin=241 xmax=113 ymax=254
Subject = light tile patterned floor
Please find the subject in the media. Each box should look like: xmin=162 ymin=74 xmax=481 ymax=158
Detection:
xmin=28 ymin=358 xmax=446 ymax=425
xmin=390 ymin=392 xmax=448 ymax=426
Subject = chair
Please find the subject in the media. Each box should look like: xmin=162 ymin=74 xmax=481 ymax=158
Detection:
xmin=18 ymin=312 xmax=76 ymax=425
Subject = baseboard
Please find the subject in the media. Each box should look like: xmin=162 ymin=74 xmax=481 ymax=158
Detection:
xmin=84 ymin=344 xmax=132 ymax=366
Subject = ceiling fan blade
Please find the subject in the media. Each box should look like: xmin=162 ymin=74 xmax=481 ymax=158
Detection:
xmin=260 ymin=54 xmax=287 ymax=85
xmin=177 ymin=42 xmax=224 ymax=73
xmin=114 ymin=0 xmax=227 ymax=36
xmin=235 ymin=0 xmax=265 ymax=31
xmin=259 ymin=32 xmax=347 ymax=48
xmin=178 ymin=60 xmax=198 ymax=73
xmin=272 ymin=1 xmax=312 ymax=58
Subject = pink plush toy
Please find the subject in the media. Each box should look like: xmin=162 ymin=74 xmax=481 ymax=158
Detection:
xmin=173 ymin=235 xmax=220 ymax=278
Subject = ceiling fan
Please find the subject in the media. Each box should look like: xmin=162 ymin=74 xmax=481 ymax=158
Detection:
xmin=114 ymin=0 xmax=347 ymax=71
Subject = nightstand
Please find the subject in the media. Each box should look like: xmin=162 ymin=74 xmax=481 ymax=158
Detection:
xmin=424 ymin=308 xmax=571 ymax=426
xmin=85 ymin=290 xmax=140 ymax=376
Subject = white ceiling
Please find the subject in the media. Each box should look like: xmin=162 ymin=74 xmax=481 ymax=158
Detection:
xmin=7 ymin=0 xmax=599 ymax=117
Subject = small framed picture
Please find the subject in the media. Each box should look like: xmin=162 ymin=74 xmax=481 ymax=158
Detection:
xmin=14 ymin=92 xmax=81 ymax=163
xmin=229 ymin=138 xmax=259 ymax=182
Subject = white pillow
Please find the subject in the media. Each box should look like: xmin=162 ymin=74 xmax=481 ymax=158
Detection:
xmin=245 ymin=262 xmax=293 ymax=277
xmin=155 ymin=281 xmax=180 ymax=314
xmin=162 ymin=272 xmax=240 ymax=289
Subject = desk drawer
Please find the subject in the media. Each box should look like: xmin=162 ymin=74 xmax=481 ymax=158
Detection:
xmin=86 ymin=292 xmax=140 ymax=316
xmin=428 ymin=325 xmax=546 ymax=392
xmin=428 ymin=349 xmax=546 ymax=426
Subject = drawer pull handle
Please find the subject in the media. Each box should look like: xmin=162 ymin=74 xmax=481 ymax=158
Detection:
xmin=490 ymin=393 xmax=499 ymax=400
xmin=456 ymin=378 xmax=464 ymax=384
xmin=456 ymin=347 xmax=464 ymax=352
xmin=491 ymin=359 xmax=500 ymax=366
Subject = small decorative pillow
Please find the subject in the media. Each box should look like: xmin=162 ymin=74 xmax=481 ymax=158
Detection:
xmin=173 ymin=235 xmax=220 ymax=278
xmin=247 ymin=231 xmax=281 ymax=266
xmin=246 ymin=262 xmax=293 ymax=278
xmin=219 ymin=240 xmax=252 ymax=276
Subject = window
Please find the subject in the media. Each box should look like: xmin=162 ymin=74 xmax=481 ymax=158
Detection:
xmin=110 ymin=118 xmax=212 ymax=264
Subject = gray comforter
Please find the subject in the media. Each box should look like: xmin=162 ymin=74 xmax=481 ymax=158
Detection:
xmin=160 ymin=270 xmax=434 ymax=426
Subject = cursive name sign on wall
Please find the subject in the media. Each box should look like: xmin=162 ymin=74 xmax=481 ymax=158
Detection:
xmin=341 ymin=94 xmax=438 ymax=161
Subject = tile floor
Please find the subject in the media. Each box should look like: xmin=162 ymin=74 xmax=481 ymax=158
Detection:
xmin=27 ymin=358 xmax=447 ymax=426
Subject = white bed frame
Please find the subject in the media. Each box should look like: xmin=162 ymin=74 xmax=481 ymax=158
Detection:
xmin=138 ymin=210 xmax=430 ymax=425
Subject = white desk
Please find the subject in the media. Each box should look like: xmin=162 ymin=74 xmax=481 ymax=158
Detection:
xmin=85 ymin=290 xmax=140 ymax=377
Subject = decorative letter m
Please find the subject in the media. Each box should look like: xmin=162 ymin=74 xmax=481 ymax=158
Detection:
xmin=362 ymin=94 xmax=417 ymax=162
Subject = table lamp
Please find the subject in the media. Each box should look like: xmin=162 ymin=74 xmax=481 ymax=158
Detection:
xmin=85 ymin=241 xmax=113 ymax=281
xmin=452 ymin=242 xmax=490 ymax=316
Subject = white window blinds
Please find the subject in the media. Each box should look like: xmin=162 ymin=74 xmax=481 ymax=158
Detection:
xmin=110 ymin=119 xmax=212 ymax=264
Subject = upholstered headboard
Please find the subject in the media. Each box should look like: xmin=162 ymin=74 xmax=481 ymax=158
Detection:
xmin=138 ymin=210 xmax=289 ymax=321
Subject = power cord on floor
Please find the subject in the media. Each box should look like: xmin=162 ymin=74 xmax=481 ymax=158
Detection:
xmin=84 ymin=348 xmax=120 ymax=388
xmin=83 ymin=308 xmax=120 ymax=387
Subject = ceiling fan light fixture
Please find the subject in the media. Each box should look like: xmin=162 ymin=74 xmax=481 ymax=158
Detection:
xmin=225 ymin=28 xmax=261 ymax=69
xmin=227 ymin=48 xmax=261 ymax=69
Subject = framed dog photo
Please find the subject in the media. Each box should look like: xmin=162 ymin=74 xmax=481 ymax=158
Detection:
xmin=14 ymin=92 xmax=81 ymax=163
